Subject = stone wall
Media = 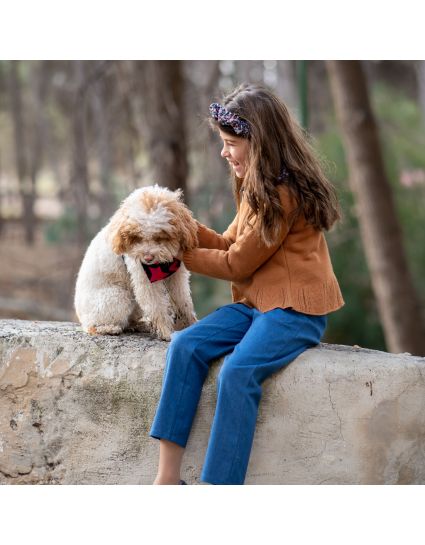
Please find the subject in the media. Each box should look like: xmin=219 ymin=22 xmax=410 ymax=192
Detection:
xmin=1 ymin=319 xmax=425 ymax=484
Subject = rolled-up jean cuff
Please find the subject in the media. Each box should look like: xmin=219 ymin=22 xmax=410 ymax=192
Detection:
xmin=149 ymin=431 xmax=187 ymax=449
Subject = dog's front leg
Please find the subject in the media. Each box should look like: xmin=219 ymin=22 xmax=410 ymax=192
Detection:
xmin=126 ymin=259 xmax=176 ymax=340
xmin=144 ymin=282 xmax=176 ymax=340
xmin=166 ymin=264 xmax=197 ymax=330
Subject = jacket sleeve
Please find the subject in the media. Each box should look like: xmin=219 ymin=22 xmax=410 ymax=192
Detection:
xmin=194 ymin=214 xmax=238 ymax=250
xmin=183 ymin=186 xmax=298 ymax=282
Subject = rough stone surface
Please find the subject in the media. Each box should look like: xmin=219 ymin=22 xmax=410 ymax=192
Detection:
xmin=1 ymin=319 xmax=425 ymax=485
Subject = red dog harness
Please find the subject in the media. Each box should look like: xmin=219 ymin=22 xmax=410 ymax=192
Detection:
xmin=142 ymin=258 xmax=181 ymax=283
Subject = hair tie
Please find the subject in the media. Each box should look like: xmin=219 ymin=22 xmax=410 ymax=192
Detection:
xmin=209 ymin=102 xmax=250 ymax=137
xmin=277 ymin=165 xmax=289 ymax=182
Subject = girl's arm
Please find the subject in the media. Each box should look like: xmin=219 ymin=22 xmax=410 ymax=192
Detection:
xmin=183 ymin=221 xmax=288 ymax=282
xmin=183 ymin=186 xmax=298 ymax=282
xmin=194 ymin=214 xmax=238 ymax=250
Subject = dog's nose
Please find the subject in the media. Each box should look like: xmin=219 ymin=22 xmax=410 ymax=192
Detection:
xmin=143 ymin=254 xmax=154 ymax=263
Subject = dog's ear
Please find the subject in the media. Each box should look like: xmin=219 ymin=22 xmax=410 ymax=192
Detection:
xmin=165 ymin=200 xmax=199 ymax=251
xmin=108 ymin=210 xmax=141 ymax=254
xmin=177 ymin=206 xmax=199 ymax=251
xmin=111 ymin=224 xmax=138 ymax=254
xmin=180 ymin=211 xmax=199 ymax=251
xmin=173 ymin=188 xmax=184 ymax=202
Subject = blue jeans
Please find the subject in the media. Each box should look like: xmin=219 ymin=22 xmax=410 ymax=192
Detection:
xmin=149 ymin=302 xmax=327 ymax=485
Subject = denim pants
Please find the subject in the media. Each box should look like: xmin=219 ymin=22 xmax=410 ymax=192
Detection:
xmin=149 ymin=302 xmax=327 ymax=485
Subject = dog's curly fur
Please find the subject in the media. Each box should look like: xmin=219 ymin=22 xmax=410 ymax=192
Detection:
xmin=74 ymin=185 xmax=198 ymax=340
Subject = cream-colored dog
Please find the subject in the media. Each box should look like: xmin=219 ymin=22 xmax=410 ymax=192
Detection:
xmin=74 ymin=185 xmax=198 ymax=340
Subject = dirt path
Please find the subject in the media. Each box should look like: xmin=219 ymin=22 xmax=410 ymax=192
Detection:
xmin=0 ymin=223 xmax=84 ymax=321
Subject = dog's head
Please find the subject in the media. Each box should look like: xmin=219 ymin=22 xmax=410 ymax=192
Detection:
xmin=107 ymin=185 xmax=198 ymax=264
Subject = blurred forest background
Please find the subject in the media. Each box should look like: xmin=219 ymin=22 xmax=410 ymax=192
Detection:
xmin=0 ymin=60 xmax=425 ymax=355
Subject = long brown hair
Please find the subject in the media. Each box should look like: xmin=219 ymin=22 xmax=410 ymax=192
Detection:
xmin=209 ymin=83 xmax=342 ymax=246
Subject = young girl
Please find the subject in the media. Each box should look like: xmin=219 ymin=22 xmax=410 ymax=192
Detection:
xmin=149 ymin=82 xmax=345 ymax=485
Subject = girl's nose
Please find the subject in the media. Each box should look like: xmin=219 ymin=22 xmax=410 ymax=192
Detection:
xmin=221 ymin=146 xmax=229 ymax=158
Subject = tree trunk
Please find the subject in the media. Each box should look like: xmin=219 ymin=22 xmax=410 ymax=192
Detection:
xmin=235 ymin=60 xmax=264 ymax=85
xmin=308 ymin=61 xmax=332 ymax=133
xmin=70 ymin=60 xmax=90 ymax=246
xmin=416 ymin=60 xmax=425 ymax=127
xmin=326 ymin=60 xmax=425 ymax=356
xmin=0 ymin=137 xmax=3 ymax=237
xmin=8 ymin=61 xmax=37 ymax=245
xmin=28 ymin=61 xmax=49 ymax=222
xmin=115 ymin=61 xmax=142 ymax=191
xmin=184 ymin=60 xmax=229 ymax=217
xmin=138 ymin=61 xmax=189 ymax=198
xmin=0 ymin=64 xmax=4 ymax=236
xmin=276 ymin=61 xmax=297 ymax=112
xmin=91 ymin=69 xmax=115 ymax=221
xmin=43 ymin=63 xmax=68 ymax=199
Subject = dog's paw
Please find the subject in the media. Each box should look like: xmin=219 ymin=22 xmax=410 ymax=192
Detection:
xmin=174 ymin=317 xmax=197 ymax=331
xmin=86 ymin=324 xmax=123 ymax=335
xmin=149 ymin=319 xmax=174 ymax=341
xmin=156 ymin=330 xmax=172 ymax=341
xmin=127 ymin=320 xmax=151 ymax=334
xmin=188 ymin=312 xmax=198 ymax=325
xmin=174 ymin=311 xmax=198 ymax=331
xmin=155 ymin=322 xmax=175 ymax=341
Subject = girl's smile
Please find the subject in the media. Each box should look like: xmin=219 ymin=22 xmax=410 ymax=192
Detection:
xmin=219 ymin=128 xmax=249 ymax=178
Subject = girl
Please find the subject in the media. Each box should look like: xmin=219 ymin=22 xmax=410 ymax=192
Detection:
xmin=149 ymin=82 xmax=345 ymax=485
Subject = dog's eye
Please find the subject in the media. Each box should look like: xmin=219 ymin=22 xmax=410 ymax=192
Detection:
xmin=129 ymin=235 xmax=143 ymax=245
xmin=153 ymin=235 xmax=169 ymax=244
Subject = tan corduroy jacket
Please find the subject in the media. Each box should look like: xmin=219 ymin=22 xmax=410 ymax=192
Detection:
xmin=182 ymin=184 xmax=345 ymax=316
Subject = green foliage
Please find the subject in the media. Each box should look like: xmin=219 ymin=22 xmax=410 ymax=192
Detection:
xmin=189 ymin=180 xmax=236 ymax=318
xmin=372 ymin=83 xmax=425 ymax=297
xmin=42 ymin=181 xmax=124 ymax=246
xmin=191 ymin=276 xmax=231 ymax=319
xmin=315 ymin=82 xmax=425 ymax=350
xmin=43 ymin=206 xmax=105 ymax=245
xmin=44 ymin=206 xmax=79 ymax=244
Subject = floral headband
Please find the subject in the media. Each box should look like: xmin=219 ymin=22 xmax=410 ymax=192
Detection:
xmin=209 ymin=102 xmax=250 ymax=137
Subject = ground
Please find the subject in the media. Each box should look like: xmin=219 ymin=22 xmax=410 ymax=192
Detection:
xmin=0 ymin=221 xmax=83 ymax=321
